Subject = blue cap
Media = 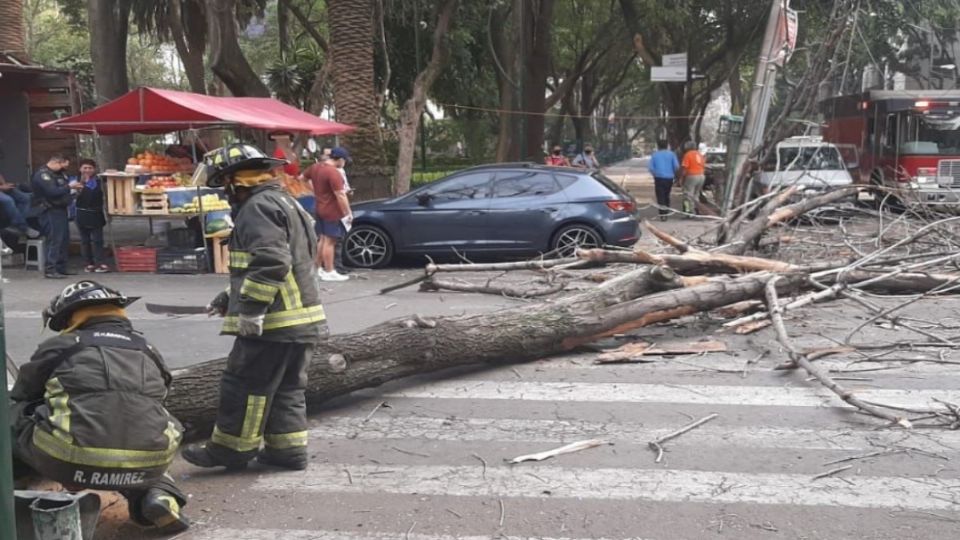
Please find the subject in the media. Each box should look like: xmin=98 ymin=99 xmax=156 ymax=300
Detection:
xmin=330 ymin=147 xmax=351 ymax=162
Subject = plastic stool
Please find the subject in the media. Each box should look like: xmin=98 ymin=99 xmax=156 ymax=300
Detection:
xmin=25 ymin=238 xmax=45 ymax=272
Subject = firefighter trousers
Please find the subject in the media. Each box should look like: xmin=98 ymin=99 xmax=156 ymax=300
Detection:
xmin=207 ymin=337 xmax=310 ymax=465
xmin=10 ymin=414 xmax=186 ymax=526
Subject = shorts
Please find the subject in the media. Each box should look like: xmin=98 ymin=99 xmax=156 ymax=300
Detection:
xmin=316 ymin=220 xmax=344 ymax=239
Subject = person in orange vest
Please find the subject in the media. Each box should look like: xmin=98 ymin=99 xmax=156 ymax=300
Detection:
xmin=678 ymin=141 xmax=707 ymax=215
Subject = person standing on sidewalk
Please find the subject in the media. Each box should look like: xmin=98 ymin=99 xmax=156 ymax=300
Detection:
xmin=572 ymin=145 xmax=601 ymax=169
xmin=304 ymin=147 xmax=352 ymax=282
xmin=331 ymin=147 xmax=354 ymax=275
xmin=648 ymin=140 xmax=680 ymax=221
xmin=678 ymin=141 xmax=707 ymax=216
xmin=74 ymin=159 xmax=110 ymax=272
xmin=182 ymin=143 xmax=326 ymax=472
xmin=31 ymin=154 xmax=76 ymax=278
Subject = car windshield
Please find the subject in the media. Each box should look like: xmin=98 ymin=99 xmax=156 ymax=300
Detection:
xmin=775 ymin=145 xmax=843 ymax=171
xmin=897 ymin=112 xmax=960 ymax=155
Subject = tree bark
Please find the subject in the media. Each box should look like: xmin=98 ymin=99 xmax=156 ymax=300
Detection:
xmin=87 ymin=0 xmax=133 ymax=169
xmin=491 ymin=3 xmax=517 ymax=161
xmin=168 ymin=0 xmax=206 ymax=94
xmin=328 ymin=0 xmax=387 ymax=166
xmin=205 ymin=0 xmax=270 ymax=97
xmin=521 ymin=0 xmax=555 ymax=160
xmin=168 ymin=267 xmax=812 ymax=433
xmin=394 ymin=0 xmax=458 ymax=196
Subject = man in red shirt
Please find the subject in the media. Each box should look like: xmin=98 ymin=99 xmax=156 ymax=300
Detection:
xmin=303 ymin=147 xmax=352 ymax=281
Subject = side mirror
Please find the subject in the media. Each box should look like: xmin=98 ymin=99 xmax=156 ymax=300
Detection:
xmin=416 ymin=193 xmax=433 ymax=206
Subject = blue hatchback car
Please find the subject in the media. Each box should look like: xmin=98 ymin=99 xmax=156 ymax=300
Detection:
xmin=343 ymin=163 xmax=640 ymax=268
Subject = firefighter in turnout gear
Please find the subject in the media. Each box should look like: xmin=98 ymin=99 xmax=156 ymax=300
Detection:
xmin=9 ymin=281 xmax=189 ymax=534
xmin=181 ymin=143 xmax=326 ymax=471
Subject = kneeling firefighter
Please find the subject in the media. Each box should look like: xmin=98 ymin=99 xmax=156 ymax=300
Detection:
xmin=9 ymin=281 xmax=189 ymax=533
xmin=181 ymin=143 xmax=326 ymax=471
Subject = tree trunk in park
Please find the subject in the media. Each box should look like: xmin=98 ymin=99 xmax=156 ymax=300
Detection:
xmin=168 ymin=0 xmax=207 ymax=94
xmin=328 ymin=0 xmax=391 ymax=199
xmin=491 ymin=4 xmax=517 ymax=162
xmin=521 ymin=0 xmax=555 ymax=160
xmin=394 ymin=0 xmax=458 ymax=196
xmin=87 ymin=0 xmax=133 ymax=169
xmin=205 ymin=0 xmax=270 ymax=97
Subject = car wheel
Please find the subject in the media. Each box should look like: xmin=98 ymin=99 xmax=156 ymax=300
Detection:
xmin=551 ymin=224 xmax=602 ymax=258
xmin=344 ymin=225 xmax=394 ymax=268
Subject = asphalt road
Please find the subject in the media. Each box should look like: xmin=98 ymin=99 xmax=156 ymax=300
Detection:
xmin=13 ymin=160 xmax=960 ymax=539
xmin=2 ymin=266 xmax=518 ymax=369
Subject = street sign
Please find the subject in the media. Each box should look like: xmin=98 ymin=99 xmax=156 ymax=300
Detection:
xmin=662 ymin=53 xmax=688 ymax=68
xmin=651 ymin=66 xmax=687 ymax=82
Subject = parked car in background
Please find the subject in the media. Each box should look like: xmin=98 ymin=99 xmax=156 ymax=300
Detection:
xmin=343 ymin=163 xmax=640 ymax=268
xmin=752 ymin=136 xmax=856 ymax=198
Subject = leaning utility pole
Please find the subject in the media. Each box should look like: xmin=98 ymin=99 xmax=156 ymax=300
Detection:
xmin=720 ymin=0 xmax=786 ymax=218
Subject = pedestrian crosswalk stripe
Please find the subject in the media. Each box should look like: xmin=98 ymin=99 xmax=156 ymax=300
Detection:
xmin=308 ymin=415 xmax=960 ymax=453
xmin=383 ymin=380 xmax=959 ymax=409
xmin=188 ymin=529 xmax=654 ymax=540
xmin=255 ymin=463 xmax=960 ymax=512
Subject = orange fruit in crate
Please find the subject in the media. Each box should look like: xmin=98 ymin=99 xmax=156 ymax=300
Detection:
xmin=127 ymin=158 xmax=137 ymax=164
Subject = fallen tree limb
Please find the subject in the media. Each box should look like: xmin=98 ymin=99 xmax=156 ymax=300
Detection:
xmin=720 ymin=187 xmax=857 ymax=255
xmin=420 ymin=277 xmax=566 ymax=298
xmin=578 ymin=247 xmax=800 ymax=275
xmin=167 ymin=268 xmax=808 ymax=433
xmin=764 ymin=277 xmax=912 ymax=428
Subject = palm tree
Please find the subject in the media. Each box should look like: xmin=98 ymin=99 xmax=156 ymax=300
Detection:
xmin=130 ymin=0 xmax=208 ymax=93
xmin=0 ymin=0 xmax=27 ymax=59
xmin=328 ymin=0 xmax=387 ymax=170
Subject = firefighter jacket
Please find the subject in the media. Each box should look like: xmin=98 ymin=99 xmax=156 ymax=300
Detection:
xmin=10 ymin=316 xmax=182 ymax=488
xmin=222 ymin=182 xmax=326 ymax=342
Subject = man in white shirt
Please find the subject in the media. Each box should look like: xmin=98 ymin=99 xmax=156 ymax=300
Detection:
xmin=572 ymin=145 xmax=601 ymax=169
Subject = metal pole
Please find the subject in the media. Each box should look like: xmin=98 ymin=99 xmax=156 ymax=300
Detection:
xmin=0 ymin=253 xmax=17 ymax=539
xmin=720 ymin=0 xmax=784 ymax=217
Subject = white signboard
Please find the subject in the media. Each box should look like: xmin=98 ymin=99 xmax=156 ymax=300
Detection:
xmin=662 ymin=53 xmax=688 ymax=68
xmin=651 ymin=66 xmax=687 ymax=82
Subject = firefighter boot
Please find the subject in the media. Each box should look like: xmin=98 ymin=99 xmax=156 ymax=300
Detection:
xmin=181 ymin=443 xmax=250 ymax=470
xmin=141 ymin=488 xmax=190 ymax=534
xmin=257 ymin=448 xmax=309 ymax=470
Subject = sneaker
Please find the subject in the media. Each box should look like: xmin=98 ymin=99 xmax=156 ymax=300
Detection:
xmin=0 ymin=241 xmax=11 ymax=256
xmin=140 ymin=488 xmax=190 ymax=534
xmin=321 ymin=270 xmax=349 ymax=282
xmin=180 ymin=444 xmax=249 ymax=471
xmin=317 ymin=268 xmax=329 ymax=278
xmin=84 ymin=265 xmax=96 ymax=273
xmin=22 ymin=227 xmax=40 ymax=239
xmin=44 ymin=272 xmax=66 ymax=279
xmin=94 ymin=264 xmax=110 ymax=273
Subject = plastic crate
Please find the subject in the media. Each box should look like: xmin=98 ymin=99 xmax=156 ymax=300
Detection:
xmin=157 ymin=247 xmax=208 ymax=274
xmin=116 ymin=246 xmax=158 ymax=272
xmin=167 ymin=227 xmax=201 ymax=249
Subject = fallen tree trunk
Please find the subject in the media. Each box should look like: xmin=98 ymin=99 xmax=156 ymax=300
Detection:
xmin=166 ymin=268 xmax=805 ymax=434
xmin=578 ymin=248 xmax=801 ymax=274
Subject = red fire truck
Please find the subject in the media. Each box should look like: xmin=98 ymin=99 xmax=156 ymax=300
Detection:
xmin=820 ymin=89 xmax=960 ymax=206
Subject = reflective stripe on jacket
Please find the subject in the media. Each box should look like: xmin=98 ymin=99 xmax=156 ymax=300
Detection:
xmin=10 ymin=317 xmax=182 ymax=476
xmin=223 ymin=182 xmax=326 ymax=342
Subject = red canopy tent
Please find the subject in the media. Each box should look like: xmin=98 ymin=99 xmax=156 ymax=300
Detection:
xmin=40 ymin=87 xmax=353 ymax=135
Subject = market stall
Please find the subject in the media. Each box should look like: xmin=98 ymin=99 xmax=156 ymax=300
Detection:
xmin=40 ymin=87 xmax=352 ymax=273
